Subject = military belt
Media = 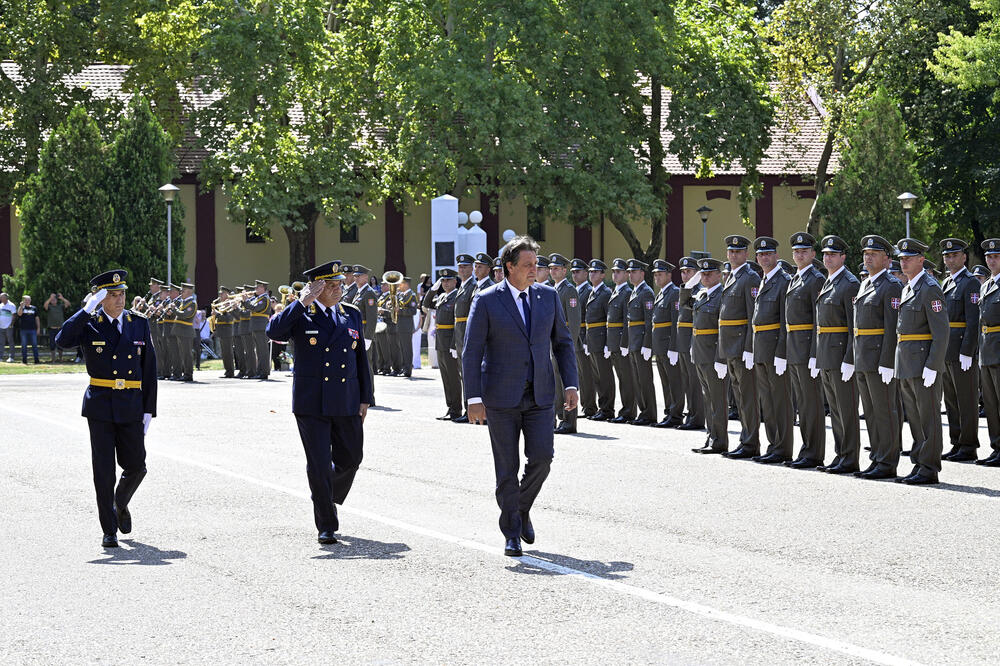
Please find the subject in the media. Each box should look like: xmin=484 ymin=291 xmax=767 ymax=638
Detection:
xmin=677 ymin=322 xmax=694 ymax=328
xmin=90 ymin=378 xmax=142 ymax=390
xmin=752 ymin=323 xmax=780 ymax=333
xmin=982 ymin=325 xmax=1000 ymax=334
xmin=694 ymin=328 xmax=719 ymax=336
xmin=586 ymin=322 xmax=606 ymax=329
xmin=436 ymin=324 xmax=455 ymax=329
xmin=818 ymin=326 xmax=849 ymax=334
xmin=627 ymin=321 xmax=644 ymax=327
xmin=455 ymin=317 xmax=469 ymax=323
xmin=607 ymin=322 xmax=624 ymax=328
xmin=899 ymin=333 xmax=933 ymax=341
xmin=855 ymin=328 xmax=885 ymax=336
xmin=174 ymin=320 xmax=193 ymax=326
xmin=948 ymin=322 xmax=965 ymax=328
xmin=786 ymin=323 xmax=813 ymax=332
xmin=251 ymin=312 xmax=270 ymax=318
xmin=653 ymin=322 xmax=672 ymax=329
xmin=215 ymin=321 xmax=232 ymax=325
xmin=719 ymin=319 xmax=749 ymax=326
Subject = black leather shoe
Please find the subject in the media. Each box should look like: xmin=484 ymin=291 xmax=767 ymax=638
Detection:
xmin=824 ymin=464 xmax=860 ymax=475
xmin=786 ymin=458 xmax=822 ymax=469
xmin=554 ymin=423 xmax=577 ymax=435
xmin=693 ymin=445 xmax=726 ymax=455
xmin=504 ymin=537 xmax=523 ymax=557
xmin=677 ymin=422 xmax=705 ymax=431
xmin=898 ymin=473 xmax=939 ymax=485
xmin=629 ymin=418 xmax=654 ymax=426
xmin=583 ymin=409 xmax=597 ymax=418
xmin=723 ymin=448 xmax=758 ymax=460
xmin=114 ymin=503 xmax=131 ymax=534
xmin=435 ymin=413 xmax=454 ymax=421
xmin=102 ymin=534 xmax=119 ymax=548
xmin=728 ymin=408 xmax=739 ymax=420
xmin=520 ymin=511 xmax=535 ymax=544
xmin=854 ymin=463 xmax=877 ymax=477
xmin=976 ymin=455 xmax=1000 ymax=467
xmin=752 ymin=453 xmax=789 ymax=464
xmin=860 ymin=468 xmax=898 ymax=480
xmin=653 ymin=419 xmax=673 ymax=428
xmin=900 ymin=449 xmax=911 ymax=456
xmin=318 ymin=531 xmax=337 ymax=544
xmin=948 ymin=449 xmax=978 ymax=463
xmin=942 ymin=445 xmax=962 ymax=460
xmin=452 ymin=414 xmax=470 ymax=424
xmin=588 ymin=411 xmax=611 ymax=421
xmin=609 ymin=416 xmax=630 ymax=424
xmin=663 ymin=417 xmax=684 ymax=427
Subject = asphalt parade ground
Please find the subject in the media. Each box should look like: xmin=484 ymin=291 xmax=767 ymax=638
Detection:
xmin=2 ymin=368 xmax=999 ymax=665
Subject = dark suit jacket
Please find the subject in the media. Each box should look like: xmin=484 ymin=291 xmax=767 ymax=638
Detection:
xmin=462 ymin=281 xmax=577 ymax=409
xmin=895 ymin=272 xmax=950 ymax=379
xmin=852 ymin=271 xmax=902 ymax=372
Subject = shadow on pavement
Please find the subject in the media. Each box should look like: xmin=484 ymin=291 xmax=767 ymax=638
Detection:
xmin=567 ymin=432 xmax=618 ymax=441
xmin=312 ymin=535 xmax=410 ymax=560
xmin=88 ymin=540 xmax=187 ymax=566
xmin=368 ymin=405 xmax=402 ymax=412
xmin=926 ymin=482 xmax=1000 ymax=498
xmin=506 ymin=550 xmax=634 ymax=580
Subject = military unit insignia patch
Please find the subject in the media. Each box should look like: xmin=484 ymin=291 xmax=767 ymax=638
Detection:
xmin=569 ymin=298 xmax=577 ymax=307
xmin=971 ymin=293 xmax=980 ymax=304
xmin=931 ymin=300 xmax=943 ymax=312
xmin=750 ymin=287 xmax=759 ymax=298
xmin=890 ymin=298 xmax=901 ymax=309
xmin=645 ymin=301 xmax=653 ymax=310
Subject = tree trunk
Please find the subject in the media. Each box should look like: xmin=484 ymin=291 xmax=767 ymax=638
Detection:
xmin=283 ymin=202 xmax=319 ymax=283
xmin=806 ymin=128 xmax=835 ymax=238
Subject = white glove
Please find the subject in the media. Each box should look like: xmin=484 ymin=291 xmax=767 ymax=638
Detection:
xmin=960 ymin=354 xmax=972 ymax=372
xmin=667 ymin=351 xmax=678 ymax=366
xmin=808 ymin=357 xmax=819 ymax=379
xmin=620 ymin=347 xmax=629 ymax=356
xmin=878 ymin=366 xmax=894 ymax=384
xmin=714 ymin=362 xmax=728 ymax=379
xmin=684 ymin=272 xmax=701 ymax=289
xmin=922 ymin=367 xmax=937 ymax=388
xmin=742 ymin=351 xmax=753 ymax=370
xmin=450 ymin=348 xmax=458 ymax=359
xmin=143 ymin=413 xmax=152 ymax=435
xmin=364 ymin=338 xmax=372 ymax=351
xmin=85 ymin=288 xmax=107 ymax=313
xmin=774 ymin=357 xmax=787 ymax=376
xmin=583 ymin=344 xmax=589 ymax=356
xmin=641 ymin=347 xmax=652 ymax=361
xmin=840 ymin=362 xmax=854 ymax=382
xmin=603 ymin=347 xmax=611 ymax=359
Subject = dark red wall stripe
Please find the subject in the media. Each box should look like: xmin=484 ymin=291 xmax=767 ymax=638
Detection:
xmin=573 ymin=224 xmax=593 ymax=261
xmin=755 ymin=177 xmax=776 ymax=239
xmin=479 ymin=192 xmax=499 ymax=257
xmin=666 ymin=177 xmax=685 ymax=270
xmin=194 ymin=184 xmax=217 ymax=308
xmin=384 ymin=199 xmax=405 ymax=273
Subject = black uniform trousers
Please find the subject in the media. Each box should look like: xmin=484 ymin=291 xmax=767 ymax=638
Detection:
xmin=982 ymin=364 xmax=1000 ymax=454
xmin=610 ymin=352 xmax=636 ymax=419
xmin=820 ymin=368 xmax=861 ymax=470
xmin=655 ymin=356 xmax=685 ymax=420
xmin=756 ymin=362 xmax=793 ymax=458
xmin=857 ymin=372 xmax=901 ymax=472
xmin=899 ymin=377 xmax=944 ymax=475
xmin=726 ymin=359 xmax=760 ymax=452
xmin=943 ymin=360 xmax=980 ymax=449
xmin=630 ymin=354 xmax=657 ymax=421
xmin=87 ymin=419 xmax=147 ymax=535
xmin=486 ymin=385 xmax=554 ymax=540
xmin=589 ymin=352 xmax=616 ymax=413
xmin=790 ymin=363 xmax=825 ymax=462
xmin=295 ymin=414 xmax=363 ymax=533
xmin=678 ymin=351 xmax=704 ymax=426
xmin=696 ymin=363 xmax=728 ymax=451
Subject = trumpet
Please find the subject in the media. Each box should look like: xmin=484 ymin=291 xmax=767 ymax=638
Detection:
xmin=278 ymin=281 xmax=305 ymax=306
xmin=382 ymin=270 xmax=403 ymax=324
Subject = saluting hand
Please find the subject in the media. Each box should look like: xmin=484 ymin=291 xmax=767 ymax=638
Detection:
xmin=300 ymin=280 xmax=326 ymax=306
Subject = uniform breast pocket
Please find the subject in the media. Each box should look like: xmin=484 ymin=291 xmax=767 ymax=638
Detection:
xmin=863 ymin=293 xmax=882 ymax=308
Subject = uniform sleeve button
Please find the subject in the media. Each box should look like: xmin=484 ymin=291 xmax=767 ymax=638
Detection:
xmin=128 ymin=354 xmax=132 ymax=359
xmin=341 ymin=364 xmax=345 ymax=368
xmin=112 ymin=355 xmax=117 ymax=359
xmin=128 ymin=370 xmax=132 ymax=375
xmin=341 ymin=378 xmax=346 ymax=383
xmin=325 ymin=362 xmax=330 ymax=367
xmin=343 ymin=348 xmax=347 ymax=352
xmin=113 ymin=370 xmax=118 ymax=375
xmin=325 ymin=348 xmax=329 ymax=352
xmin=324 ymin=377 xmax=329 ymax=382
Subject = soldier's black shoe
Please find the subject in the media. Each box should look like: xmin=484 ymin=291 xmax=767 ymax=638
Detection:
xmin=588 ymin=411 xmax=611 ymax=421
xmin=693 ymin=445 xmax=725 ymax=454
xmin=860 ymin=468 xmax=898 ymax=480
xmin=854 ymin=463 xmax=879 ymax=477
xmin=786 ymin=458 xmax=822 ymax=469
xmin=318 ymin=531 xmax=337 ymax=544
xmin=824 ymin=464 xmax=860 ymax=475
xmin=583 ymin=409 xmax=598 ymax=418
xmin=723 ymin=447 xmax=757 ymax=460
xmin=948 ymin=449 xmax=978 ymax=463
xmin=519 ymin=511 xmax=535 ymax=544
xmin=677 ymin=421 xmax=705 ymax=431
xmin=897 ymin=473 xmax=938 ymax=485
xmin=102 ymin=534 xmax=119 ymax=548
xmin=504 ymin=537 xmax=523 ymax=557
xmin=435 ymin=413 xmax=454 ymax=420
xmin=554 ymin=423 xmax=577 ymax=435
xmin=900 ymin=449 xmax=911 ymax=456
xmin=752 ymin=453 xmax=790 ymax=464
xmin=663 ymin=417 xmax=684 ymax=427
xmin=653 ymin=419 xmax=673 ymax=428
xmin=114 ymin=503 xmax=131 ymax=534
xmin=942 ymin=445 xmax=962 ymax=460
xmin=609 ymin=416 xmax=630 ymax=424
xmin=629 ymin=418 xmax=654 ymax=426
xmin=452 ymin=414 xmax=470 ymax=424
xmin=975 ymin=453 xmax=1000 ymax=467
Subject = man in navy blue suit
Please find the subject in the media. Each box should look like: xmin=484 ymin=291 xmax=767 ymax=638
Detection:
xmin=462 ymin=236 xmax=579 ymax=557
xmin=56 ymin=269 xmax=157 ymax=548
xmin=267 ymin=260 xmax=373 ymax=544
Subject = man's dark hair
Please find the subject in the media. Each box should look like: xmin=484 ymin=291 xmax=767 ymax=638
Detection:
xmin=501 ymin=235 xmax=541 ymax=278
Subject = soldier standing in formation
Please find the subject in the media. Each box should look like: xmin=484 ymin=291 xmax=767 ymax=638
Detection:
xmin=606 ymin=258 xmax=636 ymax=423
xmin=452 ymin=254 xmax=477 ymax=423
xmin=172 ymin=282 xmax=197 ymax=382
xmin=351 ymin=266 xmax=378 ymax=389
xmin=429 ymin=268 xmax=463 ymax=420
xmin=571 ymin=258 xmax=598 ymax=418
xmin=684 ymin=258 xmax=728 ymax=454
xmin=249 ymin=279 xmax=273 ymax=379
xmin=584 ymin=260 xmax=616 ymax=421
xmin=213 ymin=286 xmax=236 ymax=378
xmin=625 ymin=259 xmax=657 ymax=425
xmin=977 ymin=239 xmax=1000 ymax=467
xmin=651 ymin=259 xmax=682 ymax=428
xmin=238 ymin=285 xmax=255 ymax=378
xmin=672 ymin=257 xmax=704 ymax=431
xmin=395 ymin=276 xmax=418 ymax=377
xmin=550 ymin=253 xmax=581 ymax=434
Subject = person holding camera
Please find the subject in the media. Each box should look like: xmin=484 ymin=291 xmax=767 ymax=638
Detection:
xmin=44 ymin=292 xmax=72 ymax=362
xmin=17 ymin=294 xmax=41 ymax=364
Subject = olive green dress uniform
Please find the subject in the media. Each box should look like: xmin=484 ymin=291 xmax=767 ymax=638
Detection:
xmin=151 ymin=292 xmax=169 ymax=379
xmin=651 ymin=260 xmax=683 ymax=425
xmin=163 ymin=290 xmax=182 ymax=379
xmin=584 ymin=262 xmax=616 ymax=418
xmin=173 ymin=289 xmax=197 ymax=381
xmin=749 ymin=239 xmax=793 ymax=461
xmin=373 ymin=291 xmax=395 ymax=373
xmin=238 ymin=294 xmax=255 ymax=378
xmin=249 ymin=286 xmax=273 ymax=379
xmin=673 ymin=257 xmax=704 ymax=429
xmin=894 ymin=238 xmax=951 ymax=483
xmin=453 ymin=256 xmax=477 ymax=379
xmin=553 ymin=268 xmax=582 ymax=430
xmin=852 ymin=236 xmax=903 ymax=476
xmin=784 ymin=234 xmax=826 ymax=467
xmin=396 ymin=286 xmax=419 ymax=375
xmin=434 ymin=275 xmax=463 ymax=419
xmin=572 ymin=259 xmax=598 ymax=416
xmin=606 ymin=259 xmax=636 ymax=421
xmin=214 ymin=292 xmax=236 ymax=377
xmin=232 ymin=297 xmax=246 ymax=377
xmin=940 ymin=239 xmax=981 ymax=458
xmin=684 ymin=259 xmax=727 ymax=453
xmin=977 ymin=239 xmax=1000 ymax=465
xmin=351 ymin=274 xmax=379 ymax=381
xmin=625 ymin=260 xmax=657 ymax=424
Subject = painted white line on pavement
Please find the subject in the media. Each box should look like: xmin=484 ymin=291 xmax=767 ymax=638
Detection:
xmin=3 ymin=404 xmax=922 ymax=666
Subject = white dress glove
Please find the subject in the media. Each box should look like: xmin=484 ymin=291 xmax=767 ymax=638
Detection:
xmin=714 ymin=362 xmax=728 ymax=379
xmin=603 ymin=347 xmax=611 ymax=359
xmin=143 ymin=413 xmax=152 ymax=435
xmin=774 ymin=357 xmax=787 ymax=376
xmin=641 ymin=347 xmax=652 ymax=361
xmin=620 ymin=347 xmax=629 ymax=357
xmin=667 ymin=351 xmax=678 ymax=366
xmin=364 ymin=338 xmax=372 ymax=351
xmin=922 ymin=367 xmax=937 ymax=387
xmin=742 ymin=351 xmax=753 ymax=370
xmin=84 ymin=288 xmax=107 ymax=313
xmin=878 ymin=366 xmax=894 ymax=384
xmin=808 ymin=356 xmax=819 ymax=379
xmin=450 ymin=348 xmax=458 ymax=359
xmin=960 ymin=354 xmax=973 ymax=372
xmin=840 ymin=362 xmax=855 ymax=382
xmin=583 ymin=344 xmax=589 ymax=356
xmin=684 ymin=273 xmax=701 ymax=289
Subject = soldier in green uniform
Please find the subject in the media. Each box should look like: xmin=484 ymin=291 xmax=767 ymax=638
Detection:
xmin=433 ymin=268 xmax=463 ymax=420
xmin=606 ymin=258 xmax=635 ymax=423
xmin=571 ymin=258 xmax=597 ymax=417
xmin=939 ymin=238 xmax=981 ymax=462
xmin=473 ymin=253 xmax=495 ymax=295
xmin=784 ymin=233 xmax=827 ymax=469
xmin=893 ymin=238 xmax=951 ymax=484
xmin=250 ymin=279 xmax=273 ymax=379
xmin=535 ymin=255 xmax=550 ymax=285
xmin=395 ymin=277 xmax=418 ymax=377
xmin=852 ymin=235 xmax=903 ymax=479
xmin=231 ymin=286 xmax=246 ymax=377
xmin=673 ymin=257 xmax=704 ymax=431
xmin=625 ymin=259 xmax=656 ymax=425
xmin=342 ymin=265 xmax=358 ymax=304
xmin=351 ymin=266 xmax=379 ymax=384
xmin=749 ymin=237 xmax=793 ymax=464
xmin=213 ymin=286 xmax=236 ymax=377
xmin=491 ymin=257 xmax=503 ymax=284
xmin=162 ymin=283 xmax=181 ymax=380
xmin=145 ymin=278 xmax=163 ymax=367
xmin=684 ymin=258 xmax=728 ymax=454
xmin=975 ymin=239 xmax=1000 ymax=467
xmin=452 ymin=254 xmax=477 ymax=422
xmin=170 ymin=282 xmax=196 ymax=381
xmin=550 ymin=253 xmax=581 ymax=434
xmin=584 ymin=260 xmax=616 ymax=421
xmin=238 ymin=285 xmax=256 ymax=378
xmin=651 ymin=260 xmax=683 ymax=428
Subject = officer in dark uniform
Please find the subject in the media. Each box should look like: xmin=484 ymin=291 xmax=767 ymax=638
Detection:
xmin=266 ymin=260 xmax=372 ymax=543
xmin=571 ymin=258 xmax=597 ymax=417
xmin=651 ymin=260 xmax=683 ymax=428
xmin=683 ymin=258 xmax=727 ymax=454
xmin=56 ymin=269 xmax=157 ymax=548
xmin=342 ymin=265 xmax=357 ymax=303
xmin=606 ymin=258 xmax=635 ymax=422
xmin=452 ymin=254 xmax=477 ymax=422
xmin=491 ymin=257 xmax=503 ymax=284
xmin=433 ymin=268 xmax=463 ymax=420
xmin=852 ymin=235 xmax=903 ymax=479
xmin=749 ymin=237 xmax=793 ymax=463
xmin=395 ymin=277 xmax=418 ymax=377
xmin=473 ymin=253 xmax=496 ymax=295
xmin=673 ymin=257 xmax=704 ymax=430
xmin=976 ymin=239 xmax=1000 ymax=466
xmin=548 ymin=253 xmax=581 ymax=433
xmin=625 ymin=258 xmax=657 ymax=425
xmin=249 ymin=279 xmax=273 ymax=379
xmin=585 ymin=260 xmax=616 ymax=420
xmin=939 ymin=238 xmax=981 ymax=462
xmin=213 ymin=286 xmax=236 ymax=377
xmin=972 ymin=264 xmax=990 ymax=283
xmin=784 ymin=233 xmax=827 ymax=469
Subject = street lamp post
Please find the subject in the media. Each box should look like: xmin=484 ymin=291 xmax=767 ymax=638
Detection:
xmin=697 ymin=205 xmax=712 ymax=254
xmin=159 ymin=184 xmax=180 ymax=287
xmin=897 ymin=192 xmax=917 ymax=238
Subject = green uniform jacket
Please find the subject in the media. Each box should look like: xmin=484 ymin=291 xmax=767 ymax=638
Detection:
xmin=852 ymin=270 xmax=902 ymax=373
xmin=895 ymin=272 xmax=950 ymax=378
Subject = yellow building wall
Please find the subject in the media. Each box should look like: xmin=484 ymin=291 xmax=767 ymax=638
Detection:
xmin=403 ymin=198 xmax=431 ymax=280
xmin=682 ymin=186 xmax=756 ymax=258
xmin=214 ymin=189 xmax=289 ymax=290
xmin=314 ymin=201 xmax=386 ymax=277
xmin=772 ymin=185 xmax=817 ymax=253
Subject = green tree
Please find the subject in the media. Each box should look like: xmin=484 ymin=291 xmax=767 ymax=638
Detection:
xmin=106 ymin=96 xmax=186 ymax=291
xmin=4 ymin=107 xmax=118 ymax=302
xmin=931 ymin=0 xmax=1000 ymax=98
xmin=815 ymin=87 xmax=922 ymax=268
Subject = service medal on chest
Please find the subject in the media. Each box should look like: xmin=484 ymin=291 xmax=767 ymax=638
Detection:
xmin=309 ymin=337 xmax=318 ymax=346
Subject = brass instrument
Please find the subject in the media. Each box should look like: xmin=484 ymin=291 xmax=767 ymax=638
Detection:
xmin=213 ymin=292 xmax=246 ymax=313
xmin=278 ymin=281 xmax=306 ymax=306
xmin=382 ymin=270 xmax=403 ymax=324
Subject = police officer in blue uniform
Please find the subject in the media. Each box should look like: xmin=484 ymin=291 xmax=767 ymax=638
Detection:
xmin=56 ymin=270 xmax=157 ymax=548
xmin=266 ymin=260 xmax=374 ymax=544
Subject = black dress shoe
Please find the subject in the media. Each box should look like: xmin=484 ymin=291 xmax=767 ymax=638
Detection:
xmin=664 ymin=417 xmax=684 ymax=427
xmin=677 ymin=422 xmax=705 ymax=431
xmin=854 ymin=463 xmax=878 ymax=477
xmin=723 ymin=448 xmax=758 ymax=460
xmin=318 ymin=531 xmax=338 ymax=544
xmin=948 ymin=449 xmax=978 ymax=463
xmin=898 ymin=473 xmax=939 ymax=485
xmin=693 ymin=445 xmax=726 ymax=455
xmin=942 ymin=445 xmax=962 ymax=460
xmin=976 ymin=455 xmax=1000 ymax=467
xmin=786 ymin=458 xmax=822 ymax=469
xmin=583 ymin=409 xmax=597 ymax=418
xmin=504 ymin=537 xmax=523 ymax=557
xmin=609 ymin=416 xmax=630 ymax=424
xmin=900 ymin=449 xmax=911 ymax=456
xmin=653 ymin=419 xmax=673 ymax=428
xmin=752 ymin=453 xmax=789 ymax=464
xmin=452 ymin=414 xmax=470 ymax=424
xmin=102 ymin=534 xmax=119 ymax=548
xmin=435 ymin=413 xmax=454 ymax=421
xmin=824 ymin=464 xmax=860 ymax=475
xmin=728 ymin=408 xmax=739 ymax=420
xmin=629 ymin=418 xmax=654 ymax=426
xmin=520 ymin=511 xmax=535 ymax=544
xmin=115 ymin=503 xmax=132 ymax=534
xmin=554 ymin=423 xmax=577 ymax=435
xmin=588 ymin=411 xmax=611 ymax=421
xmin=860 ymin=468 xmax=898 ymax=480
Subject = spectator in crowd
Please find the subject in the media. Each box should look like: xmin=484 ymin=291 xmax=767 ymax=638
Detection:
xmin=0 ymin=292 xmax=16 ymax=361
xmin=44 ymin=292 xmax=72 ymax=362
xmin=17 ymin=294 xmax=41 ymax=364
xmin=193 ymin=307 xmax=207 ymax=371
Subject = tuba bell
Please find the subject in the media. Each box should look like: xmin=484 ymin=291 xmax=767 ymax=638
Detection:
xmin=382 ymin=270 xmax=403 ymax=324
